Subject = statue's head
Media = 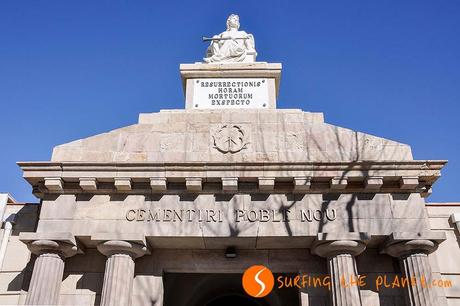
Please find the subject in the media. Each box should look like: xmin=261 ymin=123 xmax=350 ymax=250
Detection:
xmin=226 ymin=14 xmax=240 ymax=30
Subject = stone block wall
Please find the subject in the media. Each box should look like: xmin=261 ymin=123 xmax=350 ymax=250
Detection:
xmin=0 ymin=204 xmax=38 ymax=305
xmin=427 ymin=203 xmax=460 ymax=306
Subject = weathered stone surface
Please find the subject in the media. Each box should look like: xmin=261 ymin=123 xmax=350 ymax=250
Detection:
xmin=19 ymin=233 xmax=80 ymax=257
xmin=44 ymin=178 xmax=63 ymax=191
xmin=381 ymin=234 xmax=446 ymax=306
xmin=132 ymin=275 xmax=163 ymax=306
xmin=186 ymin=177 xmax=202 ymax=191
xmin=430 ymin=230 xmax=460 ymax=274
xmin=390 ymin=194 xmax=428 ymax=219
xmin=221 ymin=177 xmax=238 ymax=191
xmin=1 ymin=236 xmax=33 ymax=272
xmin=312 ymin=235 xmax=368 ymax=306
xmin=294 ymin=176 xmax=311 ymax=192
xmin=0 ymin=271 xmax=24 ymax=294
xmin=114 ymin=178 xmax=131 ymax=191
xmin=22 ymin=238 xmax=78 ymax=305
xmin=39 ymin=194 xmax=77 ymax=220
xmin=258 ymin=177 xmax=275 ymax=190
xmin=400 ymin=177 xmax=420 ymax=190
xmin=150 ymin=178 xmax=167 ymax=191
xmin=58 ymin=294 xmax=94 ymax=306
xmin=365 ymin=177 xmax=383 ymax=191
xmin=400 ymin=253 xmax=437 ymax=306
xmin=100 ymin=253 xmax=135 ymax=306
xmin=97 ymin=240 xmax=148 ymax=306
xmin=0 ymin=295 xmax=20 ymax=306
xmin=330 ymin=177 xmax=348 ymax=190
xmin=28 ymin=192 xmax=438 ymax=251
xmin=51 ymin=109 xmax=413 ymax=163
xmin=328 ymin=253 xmax=362 ymax=306
xmin=79 ymin=178 xmax=97 ymax=191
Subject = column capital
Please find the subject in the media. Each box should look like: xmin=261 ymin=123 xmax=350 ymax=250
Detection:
xmin=312 ymin=232 xmax=370 ymax=258
xmin=19 ymin=232 xmax=81 ymax=258
xmin=97 ymin=240 xmax=148 ymax=259
xmin=380 ymin=232 xmax=446 ymax=258
xmin=92 ymin=233 xmax=149 ymax=259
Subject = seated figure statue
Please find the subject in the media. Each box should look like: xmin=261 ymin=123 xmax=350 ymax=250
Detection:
xmin=203 ymin=14 xmax=257 ymax=63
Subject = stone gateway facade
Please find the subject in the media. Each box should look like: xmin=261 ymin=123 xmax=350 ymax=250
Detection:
xmin=1 ymin=34 xmax=459 ymax=305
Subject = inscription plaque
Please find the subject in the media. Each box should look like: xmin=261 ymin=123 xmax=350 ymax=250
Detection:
xmin=192 ymin=78 xmax=269 ymax=109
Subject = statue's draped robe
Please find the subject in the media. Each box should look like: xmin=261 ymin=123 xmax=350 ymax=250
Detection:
xmin=205 ymin=30 xmax=255 ymax=63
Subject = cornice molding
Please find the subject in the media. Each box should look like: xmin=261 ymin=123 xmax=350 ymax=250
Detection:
xmin=17 ymin=160 xmax=446 ymax=198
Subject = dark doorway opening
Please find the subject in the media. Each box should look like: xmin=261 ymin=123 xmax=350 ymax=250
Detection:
xmin=163 ymin=273 xmax=299 ymax=306
xmin=205 ymin=293 xmax=265 ymax=306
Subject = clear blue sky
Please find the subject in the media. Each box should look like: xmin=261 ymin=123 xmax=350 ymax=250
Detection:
xmin=1 ymin=1 xmax=459 ymax=203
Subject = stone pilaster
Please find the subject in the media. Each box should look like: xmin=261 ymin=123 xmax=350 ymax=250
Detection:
xmin=312 ymin=233 xmax=369 ymax=306
xmin=97 ymin=240 xmax=148 ymax=306
xmin=23 ymin=239 xmax=78 ymax=305
xmin=381 ymin=232 xmax=446 ymax=306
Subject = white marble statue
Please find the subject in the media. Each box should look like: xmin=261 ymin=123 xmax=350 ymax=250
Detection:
xmin=203 ymin=14 xmax=257 ymax=63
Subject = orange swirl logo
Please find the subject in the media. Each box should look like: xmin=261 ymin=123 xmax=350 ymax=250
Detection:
xmin=242 ymin=265 xmax=275 ymax=298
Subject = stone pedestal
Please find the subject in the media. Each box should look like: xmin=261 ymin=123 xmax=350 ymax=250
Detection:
xmin=312 ymin=233 xmax=369 ymax=306
xmin=97 ymin=240 xmax=148 ymax=306
xmin=381 ymin=232 xmax=446 ymax=306
xmin=23 ymin=239 xmax=78 ymax=305
xmin=180 ymin=62 xmax=281 ymax=109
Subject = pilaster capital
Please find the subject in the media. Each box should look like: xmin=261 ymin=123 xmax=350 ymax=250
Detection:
xmin=19 ymin=232 xmax=82 ymax=258
xmin=311 ymin=232 xmax=370 ymax=258
xmin=380 ymin=232 xmax=446 ymax=258
xmin=92 ymin=233 xmax=149 ymax=259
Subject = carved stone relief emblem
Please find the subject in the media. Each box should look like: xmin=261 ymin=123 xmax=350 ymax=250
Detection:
xmin=212 ymin=124 xmax=249 ymax=154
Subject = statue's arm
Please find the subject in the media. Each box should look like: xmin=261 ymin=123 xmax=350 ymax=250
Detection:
xmin=246 ymin=33 xmax=256 ymax=51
